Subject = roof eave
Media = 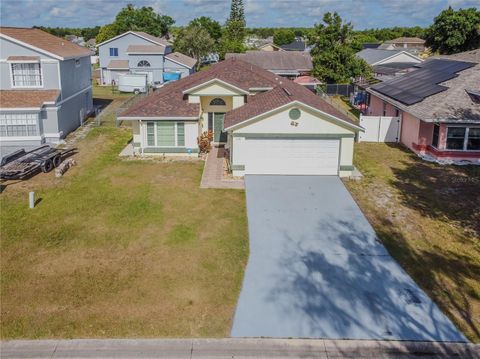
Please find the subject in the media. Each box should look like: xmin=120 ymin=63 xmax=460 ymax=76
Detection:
xmin=224 ymin=100 xmax=364 ymax=132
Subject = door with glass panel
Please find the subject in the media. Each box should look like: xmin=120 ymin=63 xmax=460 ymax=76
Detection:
xmin=208 ymin=112 xmax=226 ymax=143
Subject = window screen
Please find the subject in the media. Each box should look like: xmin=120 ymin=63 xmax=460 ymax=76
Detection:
xmin=177 ymin=122 xmax=185 ymax=146
xmin=157 ymin=121 xmax=175 ymax=147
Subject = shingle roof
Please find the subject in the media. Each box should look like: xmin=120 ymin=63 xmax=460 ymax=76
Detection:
xmin=120 ymin=58 xmax=357 ymax=130
xmin=126 ymin=45 xmax=166 ymax=54
xmin=107 ymin=60 xmax=129 ymax=69
xmin=133 ymin=31 xmax=171 ymax=47
xmin=225 ymin=51 xmax=312 ymax=72
xmin=434 ymin=49 xmax=480 ymax=64
xmin=165 ymin=52 xmax=197 ymax=68
xmin=280 ymin=39 xmax=307 ymax=51
xmin=0 ymin=90 xmax=60 ymax=108
xmin=224 ymin=78 xmax=355 ymax=129
xmin=385 ymin=37 xmax=425 ymax=44
xmin=0 ymin=27 xmax=91 ymax=59
xmin=367 ymin=59 xmax=480 ymax=122
xmin=356 ymin=49 xmax=406 ymax=65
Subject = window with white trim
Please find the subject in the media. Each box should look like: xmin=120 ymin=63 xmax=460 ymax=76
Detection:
xmin=11 ymin=63 xmax=42 ymax=87
xmin=145 ymin=121 xmax=186 ymax=147
xmin=0 ymin=113 xmax=39 ymax=137
xmin=446 ymin=126 xmax=480 ymax=151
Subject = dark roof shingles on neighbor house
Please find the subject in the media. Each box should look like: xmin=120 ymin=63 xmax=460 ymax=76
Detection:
xmin=0 ymin=90 xmax=60 ymax=108
xmin=225 ymin=51 xmax=312 ymax=72
xmin=120 ymin=58 xmax=354 ymax=128
xmin=0 ymin=27 xmax=92 ymax=59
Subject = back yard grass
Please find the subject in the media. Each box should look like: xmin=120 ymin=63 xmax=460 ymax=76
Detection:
xmin=345 ymin=143 xmax=480 ymax=342
xmin=0 ymin=102 xmax=248 ymax=338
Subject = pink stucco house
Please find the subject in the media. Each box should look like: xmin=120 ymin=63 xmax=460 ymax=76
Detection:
xmin=365 ymin=50 xmax=480 ymax=162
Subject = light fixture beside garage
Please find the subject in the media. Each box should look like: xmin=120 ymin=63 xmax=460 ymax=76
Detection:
xmin=289 ymin=108 xmax=301 ymax=127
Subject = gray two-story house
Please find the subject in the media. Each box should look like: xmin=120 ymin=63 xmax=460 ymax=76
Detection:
xmin=0 ymin=27 xmax=93 ymax=157
xmin=97 ymin=31 xmax=196 ymax=86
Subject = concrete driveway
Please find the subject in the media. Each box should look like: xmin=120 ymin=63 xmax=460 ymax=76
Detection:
xmin=231 ymin=175 xmax=466 ymax=341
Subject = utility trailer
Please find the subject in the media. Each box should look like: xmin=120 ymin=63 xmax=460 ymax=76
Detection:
xmin=0 ymin=145 xmax=75 ymax=180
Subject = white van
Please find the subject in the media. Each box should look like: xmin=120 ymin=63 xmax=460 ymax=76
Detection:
xmin=118 ymin=74 xmax=148 ymax=94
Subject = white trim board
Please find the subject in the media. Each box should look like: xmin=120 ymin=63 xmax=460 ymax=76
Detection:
xmin=96 ymin=31 xmax=169 ymax=48
xmin=224 ymin=100 xmax=364 ymax=132
xmin=182 ymin=78 xmax=249 ymax=95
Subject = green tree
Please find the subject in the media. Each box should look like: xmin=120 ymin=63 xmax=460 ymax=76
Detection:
xmin=308 ymin=12 xmax=371 ymax=83
xmin=96 ymin=24 xmax=118 ymax=44
xmin=190 ymin=16 xmax=222 ymax=42
xmin=114 ymin=4 xmax=174 ymax=37
xmin=219 ymin=0 xmax=247 ymax=58
xmin=174 ymin=25 xmax=214 ymax=70
xmin=273 ymin=29 xmax=295 ymax=46
xmin=95 ymin=4 xmax=174 ymax=44
xmin=426 ymin=7 xmax=480 ymax=54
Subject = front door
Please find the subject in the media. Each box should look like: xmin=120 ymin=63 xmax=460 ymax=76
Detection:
xmin=209 ymin=112 xmax=226 ymax=143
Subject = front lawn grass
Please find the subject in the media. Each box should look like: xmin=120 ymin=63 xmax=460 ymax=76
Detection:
xmin=345 ymin=143 xmax=480 ymax=342
xmin=1 ymin=121 xmax=248 ymax=338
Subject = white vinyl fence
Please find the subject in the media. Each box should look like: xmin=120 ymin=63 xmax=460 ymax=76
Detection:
xmin=359 ymin=115 xmax=401 ymax=142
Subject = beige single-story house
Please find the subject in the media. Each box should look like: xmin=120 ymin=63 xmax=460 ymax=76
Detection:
xmin=118 ymin=58 xmax=363 ymax=177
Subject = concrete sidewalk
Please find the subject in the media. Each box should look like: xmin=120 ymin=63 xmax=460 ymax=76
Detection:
xmin=1 ymin=338 xmax=478 ymax=358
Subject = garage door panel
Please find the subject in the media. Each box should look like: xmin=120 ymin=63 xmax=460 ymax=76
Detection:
xmin=244 ymin=138 xmax=339 ymax=175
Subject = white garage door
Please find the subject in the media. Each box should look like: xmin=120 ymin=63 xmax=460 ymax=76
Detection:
xmin=244 ymin=138 xmax=340 ymax=175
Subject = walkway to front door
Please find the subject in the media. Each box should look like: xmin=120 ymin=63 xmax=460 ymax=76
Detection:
xmin=200 ymin=146 xmax=244 ymax=189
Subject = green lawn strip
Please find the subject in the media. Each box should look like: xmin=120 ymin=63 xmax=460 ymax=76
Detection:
xmin=345 ymin=143 xmax=480 ymax=342
xmin=1 ymin=124 xmax=248 ymax=338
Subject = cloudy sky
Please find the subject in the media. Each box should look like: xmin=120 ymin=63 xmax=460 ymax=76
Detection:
xmin=0 ymin=0 xmax=478 ymax=29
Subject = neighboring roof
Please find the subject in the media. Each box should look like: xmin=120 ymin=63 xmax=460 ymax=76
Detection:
xmin=225 ymin=51 xmax=312 ymax=72
xmin=258 ymin=43 xmax=284 ymax=51
xmin=0 ymin=90 xmax=60 ymax=108
xmin=107 ymin=60 xmax=129 ymax=69
xmin=6 ymin=56 xmax=40 ymax=61
xmin=385 ymin=37 xmax=425 ymax=44
xmin=367 ymin=59 xmax=480 ymax=122
xmin=293 ymin=76 xmax=321 ymax=85
xmin=96 ymin=30 xmax=171 ymax=48
xmin=356 ymin=49 xmax=421 ymax=65
xmin=165 ymin=52 xmax=197 ymax=69
xmin=435 ymin=49 xmax=480 ymax=64
xmin=363 ymin=43 xmax=381 ymax=49
xmin=0 ymin=27 xmax=92 ymax=60
xmin=373 ymin=62 xmax=418 ymax=75
xmin=280 ymin=39 xmax=306 ymax=51
xmin=126 ymin=44 xmax=166 ymax=54
xmin=119 ymin=58 xmax=357 ymax=131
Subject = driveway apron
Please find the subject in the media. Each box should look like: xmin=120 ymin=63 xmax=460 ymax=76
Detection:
xmin=231 ymin=175 xmax=466 ymax=341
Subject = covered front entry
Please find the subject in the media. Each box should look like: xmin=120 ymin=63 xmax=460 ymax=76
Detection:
xmin=208 ymin=112 xmax=227 ymax=143
xmin=243 ymin=138 xmax=340 ymax=175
